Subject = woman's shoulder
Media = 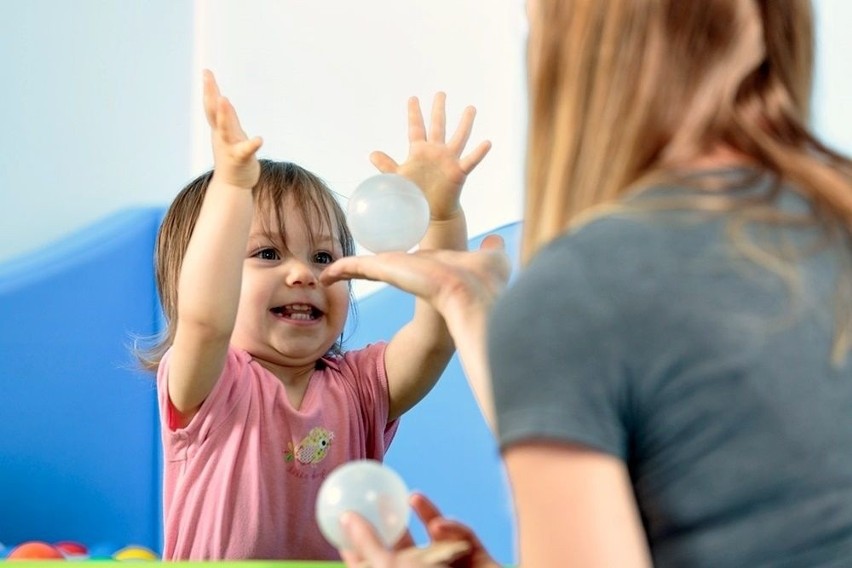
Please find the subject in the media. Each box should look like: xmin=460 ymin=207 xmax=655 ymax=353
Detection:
xmin=529 ymin=211 xmax=716 ymax=285
xmin=504 ymin=208 xmax=732 ymax=335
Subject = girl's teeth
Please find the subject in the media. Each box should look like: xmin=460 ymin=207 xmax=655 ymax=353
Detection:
xmin=287 ymin=312 xmax=313 ymax=321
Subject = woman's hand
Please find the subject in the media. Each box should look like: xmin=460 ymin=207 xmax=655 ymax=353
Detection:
xmin=338 ymin=492 xmax=499 ymax=568
xmin=320 ymin=234 xmax=509 ymax=322
xmin=321 ymin=235 xmax=510 ymax=427
xmin=408 ymin=492 xmax=500 ymax=568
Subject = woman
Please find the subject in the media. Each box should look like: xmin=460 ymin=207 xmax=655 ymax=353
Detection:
xmin=321 ymin=1 xmax=852 ymax=565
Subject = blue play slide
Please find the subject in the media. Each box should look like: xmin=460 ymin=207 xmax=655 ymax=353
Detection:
xmin=0 ymin=207 xmax=165 ymax=554
xmin=0 ymin=207 xmax=520 ymax=563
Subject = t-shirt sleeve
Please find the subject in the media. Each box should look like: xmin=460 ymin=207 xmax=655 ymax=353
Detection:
xmin=156 ymin=347 xmax=250 ymax=440
xmin=488 ymin=239 xmax=631 ymax=459
xmin=336 ymin=342 xmax=400 ymax=452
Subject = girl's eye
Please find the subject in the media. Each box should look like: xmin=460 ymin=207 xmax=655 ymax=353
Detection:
xmin=313 ymin=251 xmax=334 ymax=265
xmin=255 ymin=248 xmax=279 ymax=261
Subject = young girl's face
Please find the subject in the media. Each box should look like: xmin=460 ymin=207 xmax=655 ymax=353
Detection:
xmin=230 ymin=197 xmax=350 ymax=375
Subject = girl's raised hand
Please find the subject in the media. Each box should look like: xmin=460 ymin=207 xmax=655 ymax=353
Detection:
xmin=370 ymin=93 xmax=491 ymax=222
xmin=202 ymin=69 xmax=263 ymax=190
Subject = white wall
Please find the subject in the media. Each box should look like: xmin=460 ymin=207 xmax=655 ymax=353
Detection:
xmin=191 ymin=0 xmax=527 ymax=245
xmin=0 ymin=0 xmax=194 ymax=264
xmin=2 ymin=0 xmax=849 ymax=271
xmin=812 ymin=0 xmax=852 ymax=153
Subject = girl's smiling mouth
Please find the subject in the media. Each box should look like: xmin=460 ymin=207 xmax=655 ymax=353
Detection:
xmin=270 ymin=303 xmax=323 ymax=321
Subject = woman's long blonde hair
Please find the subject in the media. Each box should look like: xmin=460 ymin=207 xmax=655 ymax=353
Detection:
xmin=524 ymin=0 xmax=852 ymax=263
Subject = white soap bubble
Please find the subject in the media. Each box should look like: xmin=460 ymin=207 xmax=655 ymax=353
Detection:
xmin=347 ymin=173 xmax=430 ymax=253
xmin=316 ymin=459 xmax=410 ymax=549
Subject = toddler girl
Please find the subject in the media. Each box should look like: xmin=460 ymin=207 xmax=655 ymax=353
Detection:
xmin=140 ymin=70 xmax=490 ymax=560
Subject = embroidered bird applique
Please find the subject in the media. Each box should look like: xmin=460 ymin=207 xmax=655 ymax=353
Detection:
xmin=285 ymin=426 xmax=334 ymax=465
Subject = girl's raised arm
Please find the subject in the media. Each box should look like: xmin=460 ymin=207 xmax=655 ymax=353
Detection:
xmin=167 ymin=70 xmax=262 ymax=425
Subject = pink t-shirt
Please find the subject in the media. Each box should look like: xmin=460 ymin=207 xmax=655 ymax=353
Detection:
xmin=156 ymin=342 xmax=398 ymax=560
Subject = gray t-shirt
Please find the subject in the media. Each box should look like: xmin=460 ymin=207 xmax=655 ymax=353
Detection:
xmin=489 ymin=173 xmax=852 ymax=566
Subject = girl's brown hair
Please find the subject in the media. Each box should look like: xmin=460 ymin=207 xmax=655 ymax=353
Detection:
xmin=138 ymin=159 xmax=355 ymax=371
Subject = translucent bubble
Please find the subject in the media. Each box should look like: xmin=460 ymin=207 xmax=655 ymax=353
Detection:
xmin=315 ymin=460 xmax=410 ymax=549
xmin=347 ymin=173 xmax=430 ymax=253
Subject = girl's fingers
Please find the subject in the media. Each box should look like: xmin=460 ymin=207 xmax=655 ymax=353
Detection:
xmin=459 ymin=140 xmax=492 ymax=174
xmin=407 ymin=96 xmax=427 ymax=143
xmin=214 ymin=97 xmax=259 ymax=154
xmin=203 ymin=69 xmax=221 ymax=97
xmin=447 ymin=106 xmax=477 ymax=155
xmin=202 ymin=70 xmax=220 ymax=127
xmin=369 ymin=151 xmax=400 ymax=173
xmin=234 ymin=137 xmax=263 ymax=160
xmin=429 ymin=92 xmax=447 ymax=143
xmin=217 ymin=98 xmax=244 ymax=139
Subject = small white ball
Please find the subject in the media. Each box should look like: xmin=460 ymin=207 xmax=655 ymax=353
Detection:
xmin=315 ymin=460 xmax=410 ymax=549
xmin=347 ymin=173 xmax=430 ymax=253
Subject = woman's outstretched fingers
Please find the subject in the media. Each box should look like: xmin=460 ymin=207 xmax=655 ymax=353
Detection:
xmin=394 ymin=529 xmax=417 ymax=551
xmin=410 ymin=492 xmax=444 ymax=527
xmin=320 ymin=253 xmax=406 ymax=287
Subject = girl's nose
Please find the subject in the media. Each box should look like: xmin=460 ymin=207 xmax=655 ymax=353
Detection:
xmin=284 ymin=259 xmax=318 ymax=287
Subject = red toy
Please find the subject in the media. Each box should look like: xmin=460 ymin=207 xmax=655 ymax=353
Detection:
xmin=54 ymin=541 xmax=88 ymax=558
xmin=6 ymin=541 xmax=65 ymax=560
